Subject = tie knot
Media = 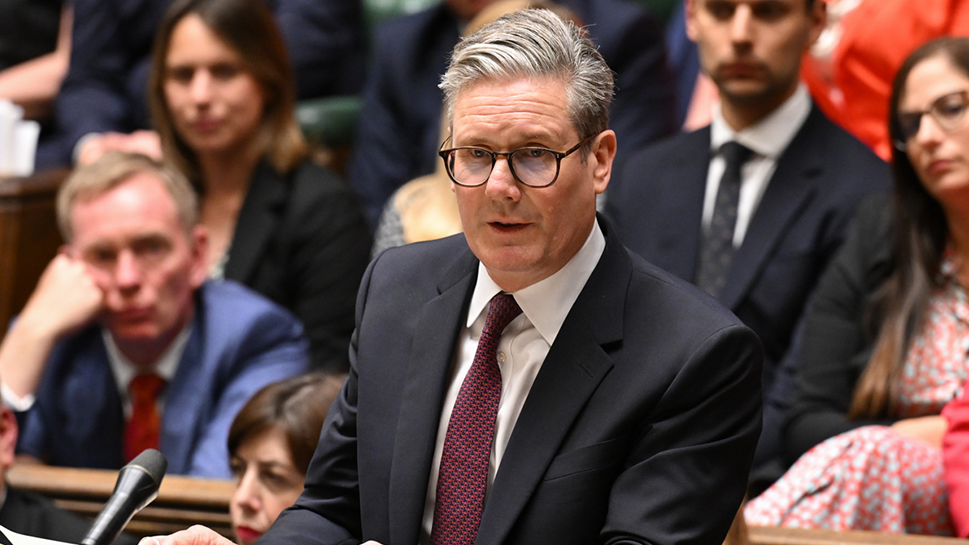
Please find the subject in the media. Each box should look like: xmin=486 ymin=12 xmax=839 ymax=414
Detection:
xmin=483 ymin=293 xmax=522 ymax=339
xmin=129 ymin=373 xmax=165 ymax=402
xmin=720 ymin=141 xmax=754 ymax=169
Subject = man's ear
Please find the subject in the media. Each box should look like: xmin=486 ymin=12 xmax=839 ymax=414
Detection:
xmin=0 ymin=407 xmax=19 ymax=473
xmin=685 ymin=0 xmax=699 ymax=42
xmin=805 ymin=0 xmax=827 ymax=51
xmin=188 ymin=225 xmax=209 ymax=288
xmin=590 ymin=130 xmax=617 ymax=196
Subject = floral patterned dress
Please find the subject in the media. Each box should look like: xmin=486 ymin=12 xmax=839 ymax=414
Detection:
xmin=744 ymin=257 xmax=969 ymax=535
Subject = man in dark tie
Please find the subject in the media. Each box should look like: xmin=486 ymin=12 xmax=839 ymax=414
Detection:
xmin=0 ymin=152 xmax=309 ymax=477
xmin=604 ymin=0 xmax=891 ymax=489
xmin=149 ymin=8 xmax=761 ymax=545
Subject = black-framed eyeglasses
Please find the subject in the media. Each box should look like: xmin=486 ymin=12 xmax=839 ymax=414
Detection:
xmin=438 ymin=135 xmax=596 ymax=188
xmin=894 ymin=90 xmax=969 ymax=151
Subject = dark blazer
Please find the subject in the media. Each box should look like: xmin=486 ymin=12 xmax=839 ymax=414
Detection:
xmin=783 ymin=193 xmax=897 ymax=462
xmin=35 ymin=0 xmax=365 ymax=167
xmin=604 ymin=105 xmax=890 ymax=472
xmin=346 ymin=0 xmax=677 ymax=227
xmin=224 ymin=160 xmax=372 ymax=373
xmin=261 ymin=222 xmax=763 ymax=545
xmin=16 ymin=281 xmax=310 ymax=478
xmin=0 ymin=486 xmax=137 ymax=545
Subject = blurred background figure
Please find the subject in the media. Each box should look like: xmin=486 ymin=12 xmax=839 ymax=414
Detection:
xmin=227 ymin=373 xmax=343 ymax=545
xmin=746 ymin=36 xmax=969 ymax=536
xmin=35 ymin=0 xmax=364 ymax=168
xmin=147 ymin=0 xmax=371 ymax=373
xmin=0 ymin=0 xmax=70 ymax=121
xmin=801 ymin=0 xmax=969 ymax=160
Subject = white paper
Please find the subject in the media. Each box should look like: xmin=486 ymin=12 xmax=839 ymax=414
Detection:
xmin=0 ymin=524 xmax=75 ymax=545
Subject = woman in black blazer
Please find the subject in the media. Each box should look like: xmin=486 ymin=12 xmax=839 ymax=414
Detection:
xmin=146 ymin=0 xmax=371 ymax=373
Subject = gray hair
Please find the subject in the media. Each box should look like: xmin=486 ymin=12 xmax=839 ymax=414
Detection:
xmin=440 ymin=7 xmax=614 ymax=144
xmin=57 ymin=152 xmax=200 ymax=243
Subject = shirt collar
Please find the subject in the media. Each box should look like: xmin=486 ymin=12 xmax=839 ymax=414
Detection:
xmin=710 ymin=84 xmax=811 ymax=159
xmin=467 ymin=218 xmax=606 ymax=345
xmin=104 ymin=320 xmax=193 ymax=392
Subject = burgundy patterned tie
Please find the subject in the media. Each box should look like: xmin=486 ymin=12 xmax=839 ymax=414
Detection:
xmin=431 ymin=292 xmax=522 ymax=545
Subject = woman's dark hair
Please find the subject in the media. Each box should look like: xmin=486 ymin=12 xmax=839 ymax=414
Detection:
xmin=228 ymin=373 xmax=343 ymax=474
xmin=849 ymin=37 xmax=969 ymax=418
xmin=148 ymin=0 xmax=307 ymax=186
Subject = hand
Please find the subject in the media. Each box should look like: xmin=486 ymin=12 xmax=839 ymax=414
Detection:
xmin=0 ymin=254 xmax=104 ymax=399
xmin=891 ymin=415 xmax=947 ymax=449
xmin=77 ymin=130 xmax=163 ymax=165
xmin=140 ymin=526 xmax=235 ymax=545
xmin=19 ymin=253 xmax=103 ymax=340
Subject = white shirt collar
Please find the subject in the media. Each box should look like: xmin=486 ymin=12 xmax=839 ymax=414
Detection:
xmin=467 ymin=219 xmax=606 ymax=345
xmin=103 ymin=321 xmax=192 ymax=395
xmin=710 ymin=84 xmax=811 ymax=159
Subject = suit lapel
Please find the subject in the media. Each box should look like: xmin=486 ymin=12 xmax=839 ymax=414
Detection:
xmin=223 ymin=162 xmax=287 ymax=283
xmin=719 ymin=108 xmax=824 ymax=310
xmin=388 ymin=249 xmax=479 ymax=545
xmin=476 ymin=225 xmax=629 ymax=545
xmin=159 ymin=302 xmax=207 ymax=475
xmin=651 ymin=128 xmax=711 ymax=281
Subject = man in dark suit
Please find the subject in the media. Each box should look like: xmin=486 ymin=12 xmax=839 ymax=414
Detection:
xmin=348 ymin=0 xmax=677 ymax=228
xmin=0 ymin=152 xmax=309 ymax=478
xmin=150 ymin=9 xmax=761 ymax=545
xmin=604 ymin=0 xmax=890 ymax=486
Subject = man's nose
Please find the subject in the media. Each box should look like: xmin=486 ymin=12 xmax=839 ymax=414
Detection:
xmin=114 ymin=251 xmax=142 ymax=290
xmin=729 ymin=5 xmax=754 ymax=44
xmin=484 ymin=155 xmax=522 ymax=200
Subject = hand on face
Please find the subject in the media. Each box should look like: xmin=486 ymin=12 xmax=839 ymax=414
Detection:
xmin=20 ymin=253 xmax=104 ymax=340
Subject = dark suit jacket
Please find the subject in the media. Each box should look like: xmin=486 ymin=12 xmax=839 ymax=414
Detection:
xmin=346 ymin=0 xmax=677 ymax=227
xmin=783 ymin=193 xmax=897 ymax=462
xmin=261 ymin=222 xmax=763 ymax=545
xmin=35 ymin=0 xmax=365 ymax=167
xmin=16 ymin=281 xmax=310 ymax=478
xmin=0 ymin=486 xmax=138 ymax=545
xmin=224 ymin=160 xmax=372 ymax=373
xmin=604 ymin=105 xmax=890 ymax=473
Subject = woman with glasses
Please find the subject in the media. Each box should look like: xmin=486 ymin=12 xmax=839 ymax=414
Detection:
xmin=147 ymin=0 xmax=371 ymax=373
xmin=744 ymin=36 xmax=969 ymax=535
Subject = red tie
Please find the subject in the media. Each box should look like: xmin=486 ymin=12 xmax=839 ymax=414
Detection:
xmin=431 ymin=293 xmax=522 ymax=545
xmin=124 ymin=373 xmax=165 ymax=463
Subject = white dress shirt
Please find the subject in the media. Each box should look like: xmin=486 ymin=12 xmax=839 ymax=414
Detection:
xmin=703 ymin=85 xmax=812 ymax=246
xmin=103 ymin=323 xmax=191 ymax=418
xmin=419 ymin=220 xmax=606 ymax=543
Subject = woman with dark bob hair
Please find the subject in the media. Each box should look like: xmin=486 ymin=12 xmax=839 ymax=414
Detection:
xmin=746 ymin=36 xmax=969 ymax=535
xmin=148 ymin=0 xmax=371 ymax=373
xmin=227 ymin=373 xmax=343 ymax=545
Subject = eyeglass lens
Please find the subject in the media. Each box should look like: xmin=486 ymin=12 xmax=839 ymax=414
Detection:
xmin=898 ymin=90 xmax=969 ymax=144
xmin=448 ymin=148 xmax=559 ymax=187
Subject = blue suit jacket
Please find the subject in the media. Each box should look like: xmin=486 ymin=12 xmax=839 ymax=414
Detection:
xmin=260 ymin=221 xmax=762 ymax=545
xmin=346 ymin=1 xmax=677 ymax=227
xmin=35 ymin=0 xmax=365 ymax=167
xmin=16 ymin=281 xmax=311 ymax=478
xmin=604 ymin=105 xmax=891 ymax=475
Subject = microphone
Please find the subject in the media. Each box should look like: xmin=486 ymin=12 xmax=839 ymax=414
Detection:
xmin=81 ymin=449 xmax=168 ymax=545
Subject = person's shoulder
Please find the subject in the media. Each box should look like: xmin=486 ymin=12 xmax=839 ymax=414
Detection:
xmin=369 ymin=235 xmax=472 ymax=284
xmin=0 ymin=487 xmax=96 ymax=543
xmin=626 ymin=127 xmax=709 ymax=166
xmin=801 ymin=106 xmax=891 ymax=174
xmin=197 ymin=280 xmax=301 ymax=327
xmin=623 ymin=246 xmax=746 ymax=332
